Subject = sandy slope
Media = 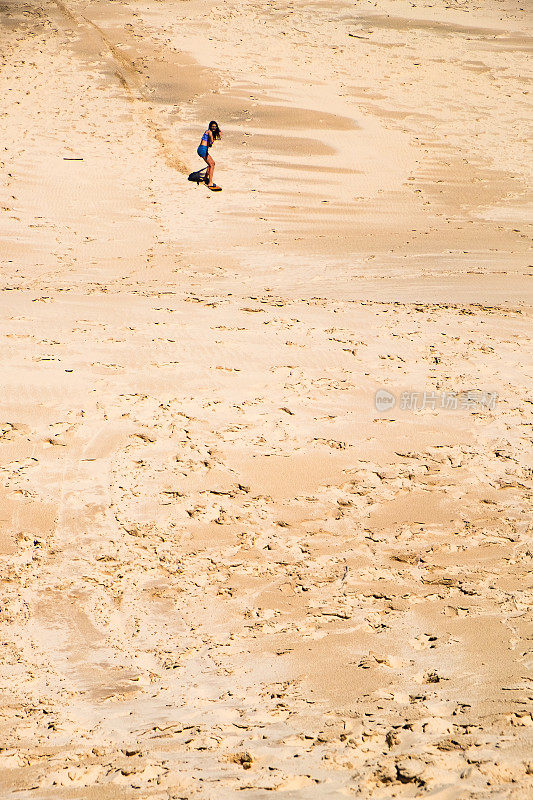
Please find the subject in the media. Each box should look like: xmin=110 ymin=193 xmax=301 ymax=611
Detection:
xmin=0 ymin=0 xmax=532 ymax=797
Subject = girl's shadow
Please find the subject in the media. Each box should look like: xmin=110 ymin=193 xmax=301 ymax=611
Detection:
xmin=187 ymin=168 xmax=208 ymax=185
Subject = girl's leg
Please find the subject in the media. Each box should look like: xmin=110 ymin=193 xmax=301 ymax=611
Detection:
xmin=206 ymin=154 xmax=215 ymax=186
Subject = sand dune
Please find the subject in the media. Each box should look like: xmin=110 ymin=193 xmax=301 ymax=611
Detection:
xmin=0 ymin=0 xmax=532 ymax=797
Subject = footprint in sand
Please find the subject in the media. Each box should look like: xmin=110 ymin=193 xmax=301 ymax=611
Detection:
xmin=410 ymin=633 xmax=439 ymax=650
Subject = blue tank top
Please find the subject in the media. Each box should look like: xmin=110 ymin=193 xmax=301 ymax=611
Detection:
xmin=201 ymin=130 xmax=210 ymax=147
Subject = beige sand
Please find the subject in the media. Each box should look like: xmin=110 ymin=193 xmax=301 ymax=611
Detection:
xmin=0 ymin=0 xmax=532 ymax=797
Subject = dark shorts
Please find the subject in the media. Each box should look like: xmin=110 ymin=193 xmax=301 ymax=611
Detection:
xmin=197 ymin=145 xmax=209 ymax=158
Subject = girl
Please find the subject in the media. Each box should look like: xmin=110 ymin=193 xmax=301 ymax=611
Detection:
xmin=197 ymin=121 xmax=222 ymax=190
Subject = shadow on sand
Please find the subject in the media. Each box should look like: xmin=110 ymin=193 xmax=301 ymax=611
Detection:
xmin=188 ymin=167 xmax=208 ymax=185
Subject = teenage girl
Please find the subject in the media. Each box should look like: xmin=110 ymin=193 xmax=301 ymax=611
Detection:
xmin=197 ymin=121 xmax=222 ymax=189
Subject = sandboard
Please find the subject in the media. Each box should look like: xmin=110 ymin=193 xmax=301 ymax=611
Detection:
xmin=207 ymin=184 xmax=222 ymax=191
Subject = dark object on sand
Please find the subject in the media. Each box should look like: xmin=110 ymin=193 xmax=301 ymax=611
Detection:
xmin=188 ymin=168 xmax=208 ymax=185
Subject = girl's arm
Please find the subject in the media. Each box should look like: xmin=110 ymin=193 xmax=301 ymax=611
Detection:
xmin=207 ymin=130 xmax=214 ymax=146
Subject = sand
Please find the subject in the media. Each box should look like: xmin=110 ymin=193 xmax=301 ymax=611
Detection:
xmin=0 ymin=0 xmax=532 ymax=797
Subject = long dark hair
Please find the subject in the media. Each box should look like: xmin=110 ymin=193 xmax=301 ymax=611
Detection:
xmin=209 ymin=120 xmax=221 ymax=140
